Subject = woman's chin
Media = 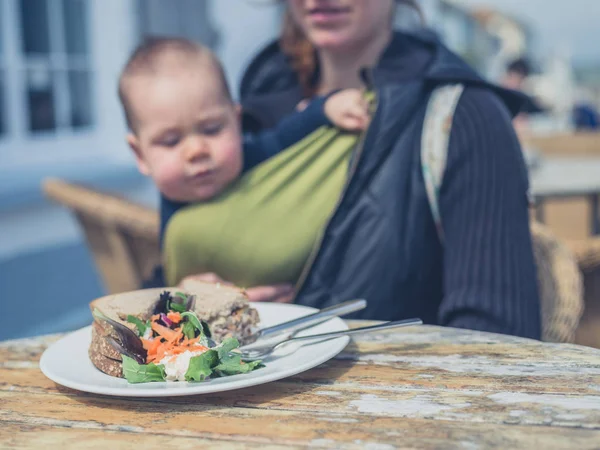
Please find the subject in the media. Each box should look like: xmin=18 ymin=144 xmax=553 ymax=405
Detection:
xmin=309 ymin=30 xmax=357 ymax=52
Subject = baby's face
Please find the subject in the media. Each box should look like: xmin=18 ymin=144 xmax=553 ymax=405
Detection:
xmin=127 ymin=66 xmax=243 ymax=203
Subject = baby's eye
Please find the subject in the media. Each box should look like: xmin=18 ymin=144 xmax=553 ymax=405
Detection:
xmin=158 ymin=134 xmax=181 ymax=147
xmin=202 ymin=123 xmax=223 ymax=136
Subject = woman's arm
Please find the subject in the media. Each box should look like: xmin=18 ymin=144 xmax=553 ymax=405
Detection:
xmin=179 ymin=273 xmax=294 ymax=303
xmin=437 ymin=86 xmax=541 ymax=339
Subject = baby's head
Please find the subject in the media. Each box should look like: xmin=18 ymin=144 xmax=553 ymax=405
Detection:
xmin=119 ymin=37 xmax=243 ymax=202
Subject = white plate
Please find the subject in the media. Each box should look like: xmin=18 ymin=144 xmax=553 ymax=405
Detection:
xmin=40 ymin=302 xmax=349 ymax=397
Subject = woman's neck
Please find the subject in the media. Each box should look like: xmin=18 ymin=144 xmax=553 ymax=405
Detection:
xmin=316 ymin=29 xmax=392 ymax=95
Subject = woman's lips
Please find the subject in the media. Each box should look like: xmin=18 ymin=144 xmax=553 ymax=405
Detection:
xmin=307 ymin=6 xmax=351 ymax=26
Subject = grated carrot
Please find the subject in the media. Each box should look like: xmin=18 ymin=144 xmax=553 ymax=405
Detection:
xmin=144 ymin=314 xmax=208 ymax=363
xmin=166 ymin=311 xmax=182 ymax=324
xmin=151 ymin=322 xmax=180 ymax=341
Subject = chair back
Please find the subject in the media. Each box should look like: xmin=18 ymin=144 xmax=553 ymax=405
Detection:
xmin=42 ymin=178 xmax=160 ymax=293
xmin=530 ymin=221 xmax=584 ymax=343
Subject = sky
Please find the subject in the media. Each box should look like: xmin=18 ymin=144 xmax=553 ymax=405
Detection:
xmin=451 ymin=0 xmax=600 ymax=67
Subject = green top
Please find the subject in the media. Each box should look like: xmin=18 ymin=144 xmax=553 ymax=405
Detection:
xmin=164 ymin=126 xmax=361 ymax=288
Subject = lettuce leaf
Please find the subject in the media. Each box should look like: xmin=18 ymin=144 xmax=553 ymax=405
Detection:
xmin=214 ymin=357 xmax=263 ymax=376
xmin=213 ymin=337 xmax=263 ymax=376
xmin=181 ymin=311 xmax=212 ymax=342
xmin=121 ymin=337 xmax=262 ymax=384
xmin=169 ymin=301 xmax=187 ymax=313
xmin=184 ymin=350 xmax=219 ymax=381
xmin=126 ymin=315 xmax=149 ymax=336
xmin=181 ymin=312 xmax=203 ymax=334
xmin=182 ymin=321 xmax=196 ymax=340
xmin=121 ymin=355 xmax=166 ymax=383
xmin=216 ymin=337 xmax=240 ymax=357
xmin=184 ymin=337 xmax=262 ymax=381
xmin=175 ymin=292 xmax=188 ymax=302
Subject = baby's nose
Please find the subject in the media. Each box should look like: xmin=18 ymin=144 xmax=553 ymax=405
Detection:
xmin=183 ymin=137 xmax=209 ymax=161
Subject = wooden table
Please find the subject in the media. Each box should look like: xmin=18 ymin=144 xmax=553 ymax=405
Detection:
xmin=2 ymin=323 xmax=600 ymax=449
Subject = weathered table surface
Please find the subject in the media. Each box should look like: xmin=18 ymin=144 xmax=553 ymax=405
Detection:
xmin=2 ymin=323 xmax=600 ymax=449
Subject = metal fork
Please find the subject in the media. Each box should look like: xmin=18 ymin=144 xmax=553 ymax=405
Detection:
xmin=238 ymin=318 xmax=423 ymax=361
xmin=246 ymin=299 xmax=367 ymax=343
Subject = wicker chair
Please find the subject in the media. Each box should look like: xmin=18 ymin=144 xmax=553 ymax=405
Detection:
xmin=530 ymin=221 xmax=584 ymax=343
xmin=43 ymin=178 xmax=595 ymax=344
xmin=568 ymin=238 xmax=600 ymax=348
xmin=42 ymin=178 xmax=161 ymax=294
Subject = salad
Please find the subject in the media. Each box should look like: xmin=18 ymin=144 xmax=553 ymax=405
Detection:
xmin=94 ymin=291 xmax=262 ymax=384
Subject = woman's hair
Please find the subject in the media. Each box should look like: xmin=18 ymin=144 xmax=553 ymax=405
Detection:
xmin=280 ymin=0 xmax=423 ymax=97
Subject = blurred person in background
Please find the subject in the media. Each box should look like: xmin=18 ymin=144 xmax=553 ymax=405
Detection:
xmin=502 ymin=58 xmax=531 ymax=91
xmin=573 ymin=88 xmax=599 ymax=130
xmin=573 ymin=104 xmax=599 ymax=130
xmin=501 ymin=57 xmax=544 ymax=132
xmin=169 ymin=0 xmax=541 ymax=339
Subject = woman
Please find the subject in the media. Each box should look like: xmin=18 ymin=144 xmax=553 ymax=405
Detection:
xmin=175 ymin=0 xmax=541 ymax=338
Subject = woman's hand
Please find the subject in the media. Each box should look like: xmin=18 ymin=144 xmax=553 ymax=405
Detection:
xmin=245 ymin=284 xmax=295 ymax=303
xmin=179 ymin=272 xmax=234 ymax=287
xmin=178 ymin=273 xmax=295 ymax=304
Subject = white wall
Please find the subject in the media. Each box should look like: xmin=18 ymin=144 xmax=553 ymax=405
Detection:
xmin=89 ymin=0 xmax=140 ymax=163
xmin=210 ymin=0 xmax=282 ymax=100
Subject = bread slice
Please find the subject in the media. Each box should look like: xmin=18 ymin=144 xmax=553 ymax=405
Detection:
xmin=91 ymin=321 xmax=122 ymax=361
xmin=89 ymin=351 xmax=122 ymax=378
xmin=88 ymin=288 xmax=165 ymax=377
xmin=89 ymin=288 xmax=163 ymax=325
xmin=180 ymin=280 xmax=260 ymax=344
xmin=88 ymin=334 xmax=123 ymax=378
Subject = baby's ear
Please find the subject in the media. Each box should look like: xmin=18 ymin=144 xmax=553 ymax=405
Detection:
xmin=127 ymin=133 xmax=150 ymax=176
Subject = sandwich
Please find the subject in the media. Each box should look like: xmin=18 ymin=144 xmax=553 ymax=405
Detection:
xmin=178 ymin=279 xmax=260 ymax=344
xmin=88 ymin=283 xmax=262 ymax=383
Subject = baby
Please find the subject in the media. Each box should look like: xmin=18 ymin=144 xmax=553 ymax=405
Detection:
xmin=118 ymin=37 xmax=369 ymax=261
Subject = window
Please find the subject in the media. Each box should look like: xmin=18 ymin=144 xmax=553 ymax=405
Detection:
xmin=0 ymin=72 xmax=5 ymax=136
xmin=18 ymin=0 xmax=92 ymax=133
xmin=0 ymin=5 xmax=6 ymax=136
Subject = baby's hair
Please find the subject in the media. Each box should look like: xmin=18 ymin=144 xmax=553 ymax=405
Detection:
xmin=118 ymin=36 xmax=231 ymax=132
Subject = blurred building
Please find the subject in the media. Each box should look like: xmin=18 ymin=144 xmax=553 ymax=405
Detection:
xmin=574 ymin=64 xmax=600 ymax=126
xmin=468 ymin=5 xmax=582 ymax=133
xmin=526 ymin=50 xmax=578 ymax=133
xmin=470 ymin=7 xmax=535 ymax=81
xmin=432 ymin=1 xmax=500 ymax=77
xmin=398 ymin=0 xmax=500 ymax=77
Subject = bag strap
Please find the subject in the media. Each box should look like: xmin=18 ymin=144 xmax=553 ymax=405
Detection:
xmin=421 ymin=84 xmax=465 ymax=243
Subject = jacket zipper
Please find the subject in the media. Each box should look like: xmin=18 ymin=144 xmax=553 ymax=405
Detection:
xmin=293 ymin=88 xmax=381 ymax=300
